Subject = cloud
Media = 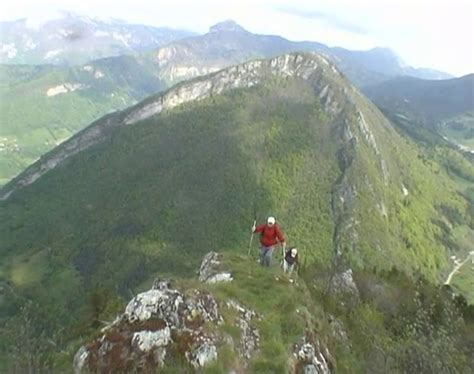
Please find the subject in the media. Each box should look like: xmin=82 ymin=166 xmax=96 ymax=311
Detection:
xmin=277 ymin=5 xmax=368 ymax=35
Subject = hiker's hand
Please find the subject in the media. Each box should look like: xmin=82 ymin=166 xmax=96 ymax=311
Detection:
xmin=282 ymin=242 xmax=286 ymax=250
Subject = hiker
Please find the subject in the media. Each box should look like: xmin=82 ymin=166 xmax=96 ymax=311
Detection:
xmin=252 ymin=216 xmax=286 ymax=267
xmin=283 ymin=247 xmax=298 ymax=274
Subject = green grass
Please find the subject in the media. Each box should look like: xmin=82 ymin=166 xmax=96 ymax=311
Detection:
xmin=168 ymin=253 xmax=473 ymax=373
xmin=451 ymin=256 xmax=474 ymax=304
xmin=187 ymin=253 xmax=315 ymax=372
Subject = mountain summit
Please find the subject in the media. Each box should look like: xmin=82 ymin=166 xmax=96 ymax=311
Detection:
xmin=209 ymin=19 xmax=248 ymax=33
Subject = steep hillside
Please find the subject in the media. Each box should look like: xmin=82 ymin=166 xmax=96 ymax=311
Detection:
xmin=364 ymin=74 xmax=474 ymax=123
xmin=0 ymin=53 xmax=470 ymax=370
xmin=364 ymin=74 xmax=474 ymax=150
xmin=364 ymin=74 xmax=474 ymax=304
xmin=0 ymin=12 xmax=195 ymax=65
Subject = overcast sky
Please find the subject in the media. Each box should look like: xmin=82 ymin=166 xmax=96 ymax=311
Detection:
xmin=1 ymin=0 xmax=473 ymax=76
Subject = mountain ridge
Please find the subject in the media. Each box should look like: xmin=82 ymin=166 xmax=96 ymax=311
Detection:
xmin=151 ymin=20 xmax=452 ymax=86
xmin=0 ymin=52 xmax=345 ymax=200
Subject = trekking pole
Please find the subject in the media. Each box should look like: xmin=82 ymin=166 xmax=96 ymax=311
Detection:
xmin=247 ymin=220 xmax=257 ymax=256
xmin=281 ymin=243 xmax=286 ymax=270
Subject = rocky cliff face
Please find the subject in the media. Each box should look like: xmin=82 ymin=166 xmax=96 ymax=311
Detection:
xmin=0 ymin=52 xmax=344 ymax=200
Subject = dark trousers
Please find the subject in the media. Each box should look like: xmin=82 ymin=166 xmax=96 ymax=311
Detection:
xmin=260 ymin=246 xmax=274 ymax=267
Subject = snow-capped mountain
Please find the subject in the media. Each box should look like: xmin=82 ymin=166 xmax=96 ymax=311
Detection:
xmin=0 ymin=12 xmax=196 ymax=65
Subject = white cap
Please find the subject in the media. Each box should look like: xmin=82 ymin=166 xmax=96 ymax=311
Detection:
xmin=267 ymin=216 xmax=276 ymax=224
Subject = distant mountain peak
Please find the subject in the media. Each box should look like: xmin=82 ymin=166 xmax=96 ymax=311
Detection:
xmin=209 ymin=20 xmax=247 ymax=33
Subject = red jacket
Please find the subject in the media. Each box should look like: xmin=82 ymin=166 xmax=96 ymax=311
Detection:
xmin=254 ymin=223 xmax=285 ymax=247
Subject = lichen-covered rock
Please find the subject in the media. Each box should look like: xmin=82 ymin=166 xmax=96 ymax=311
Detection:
xmin=131 ymin=327 xmax=171 ymax=352
xmin=124 ymin=288 xmax=184 ymax=325
xmin=74 ymin=252 xmax=264 ymax=373
xmin=185 ymin=290 xmax=222 ymax=324
xmin=184 ymin=332 xmax=218 ymax=368
xmin=199 ymin=251 xmax=233 ymax=283
xmin=74 ymin=279 xmax=221 ymax=373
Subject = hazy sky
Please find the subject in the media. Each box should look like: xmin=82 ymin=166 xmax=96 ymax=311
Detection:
xmin=1 ymin=0 xmax=473 ymax=76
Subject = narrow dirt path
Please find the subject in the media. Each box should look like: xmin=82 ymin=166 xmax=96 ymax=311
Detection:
xmin=445 ymin=251 xmax=474 ymax=285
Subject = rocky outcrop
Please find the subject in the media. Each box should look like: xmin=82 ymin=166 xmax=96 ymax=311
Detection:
xmin=1 ymin=52 xmax=345 ymax=200
xmin=74 ymin=280 xmax=222 ymax=373
xmin=328 ymin=268 xmax=360 ymax=307
xmin=198 ymin=251 xmax=233 ymax=283
xmin=73 ymin=250 xmax=266 ymax=372
xmin=226 ymin=299 xmax=260 ymax=363
xmin=292 ymin=335 xmax=333 ymax=374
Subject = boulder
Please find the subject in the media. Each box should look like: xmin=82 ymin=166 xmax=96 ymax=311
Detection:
xmin=74 ymin=279 xmax=221 ymax=372
xmin=328 ymin=268 xmax=359 ymax=306
xmin=198 ymin=251 xmax=233 ymax=283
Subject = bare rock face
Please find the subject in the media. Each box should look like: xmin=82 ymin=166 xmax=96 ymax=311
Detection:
xmin=74 ymin=279 xmax=221 ymax=372
xmin=198 ymin=251 xmax=233 ymax=283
